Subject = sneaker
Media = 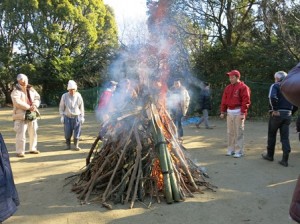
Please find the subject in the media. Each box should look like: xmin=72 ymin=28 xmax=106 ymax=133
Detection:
xmin=16 ymin=153 xmax=25 ymax=158
xmin=29 ymin=150 xmax=40 ymax=154
xmin=233 ymin=152 xmax=243 ymax=158
xmin=74 ymin=147 xmax=81 ymax=151
xmin=226 ymin=150 xmax=234 ymax=156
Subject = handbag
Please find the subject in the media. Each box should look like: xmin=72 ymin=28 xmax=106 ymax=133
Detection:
xmin=25 ymin=110 xmax=37 ymax=121
xmin=290 ymin=175 xmax=300 ymax=223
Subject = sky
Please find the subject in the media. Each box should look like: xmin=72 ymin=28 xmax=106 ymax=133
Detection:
xmin=103 ymin=0 xmax=148 ymax=30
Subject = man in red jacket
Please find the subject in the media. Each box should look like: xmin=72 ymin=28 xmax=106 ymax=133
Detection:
xmin=220 ymin=70 xmax=251 ymax=158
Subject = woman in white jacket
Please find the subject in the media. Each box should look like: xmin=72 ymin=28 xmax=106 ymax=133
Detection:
xmin=11 ymin=74 xmax=41 ymax=157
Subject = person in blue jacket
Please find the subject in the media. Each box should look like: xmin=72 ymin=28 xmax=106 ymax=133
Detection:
xmin=0 ymin=133 xmax=20 ymax=223
xmin=262 ymin=71 xmax=298 ymax=167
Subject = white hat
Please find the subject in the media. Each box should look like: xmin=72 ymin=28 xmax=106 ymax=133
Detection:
xmin=109 ymin=80 xmax=118 ymax=86
xmin=67 ymin=80 xmax=77 ymax=90
xmin=17 ymin=73 xmax=28 ymax=82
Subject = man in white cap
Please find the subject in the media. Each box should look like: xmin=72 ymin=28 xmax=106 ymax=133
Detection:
xmin=59 ymin=80 xmax=85 ymax=150
xmin=11 ymin=73 xmax=41 ymax=157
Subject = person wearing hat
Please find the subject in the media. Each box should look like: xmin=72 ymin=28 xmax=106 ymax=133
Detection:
xmin=96 ymin=80 xmax=118 ymax=123
xmin=262 ymin=71 xmax=298 ymax=167
xmin=11 ymin=73 xmax=41 ymax=157
xmin=59 ymin=80 xmax=85 ymax=150
xmin=220 ymin=70 xmax=251 ymax=158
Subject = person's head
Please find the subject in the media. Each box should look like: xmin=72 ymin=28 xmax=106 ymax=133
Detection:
xmin=17 ymin=73 xmax=28 ymax=86
xmin=203 ymin=82 xmax=210 ymax=89
xmin=274 ymin=71 xmax=287 ymax=82
xmin=226 ymin=70 xmax=241 ymax=84
xmin=67 ymin=80 xmax=77 ymax=95
xmin=173 ymin=79 xmax=182 ymax=88
xmin=108 ymin=80 xmax=118 ymax=91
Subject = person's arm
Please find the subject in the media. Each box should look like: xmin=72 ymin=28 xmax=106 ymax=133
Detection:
xmin=32 ymin=89 xmax=41 ymax=108
xmin=59 ymin=94 xmax=66 ymax=116
xmin=268 ymin=84 xmax=279 ymax=111
xmin=79 ymin=94 xmax=85 ymax=117
xmin=240 ymin=85 xmax=251 ymax=118
xmin=11 ymin=90 xmax=30 ymax=110
xmin=220 ymin=87 xmax=228 ymax=118
xmin=182 ymin=89 xmax=190 ymax=116
xmin=296 ymin=115 xmax=300 ymax=132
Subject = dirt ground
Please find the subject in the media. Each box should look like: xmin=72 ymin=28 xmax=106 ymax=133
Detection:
xmin=1 ymin=107 xmax=300 ymax=224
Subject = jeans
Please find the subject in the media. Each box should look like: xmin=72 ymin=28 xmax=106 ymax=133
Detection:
xmin=198 ymin=109 xmax=210 ymax=128
xmin=64 ymin=116 xmax=81 ymax=141
xmin=267 ymin=111 xmax=291 ymax=155
xmin=172 ymin=110 xmax=183 ymax=138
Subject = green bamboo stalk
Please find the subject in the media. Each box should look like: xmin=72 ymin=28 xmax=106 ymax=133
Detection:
xmin=165 ymin=147 xmax=181 ymax=202
xmin=150 ymin=106 xmax=173 ymax=204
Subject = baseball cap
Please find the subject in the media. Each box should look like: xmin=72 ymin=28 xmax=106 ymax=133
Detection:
xmin=226 ymin=70 xmax=241 ymax=78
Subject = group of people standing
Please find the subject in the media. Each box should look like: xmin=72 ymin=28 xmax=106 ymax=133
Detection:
xmin=3 ymin=68 xmax=299 ymax=223
xmin=10 ymin=75 xmax=85 ymax=156
xmin=9 ymin=69 xmax=297 ymax=165
xmin=220 ymin=69 xmax=298 ymax=166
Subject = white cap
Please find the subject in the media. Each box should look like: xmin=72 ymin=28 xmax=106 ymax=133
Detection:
xmin=67 ymin=80 xmax=77 ymax=90
xmin=17 ymin=73 xmax=28 ymax=82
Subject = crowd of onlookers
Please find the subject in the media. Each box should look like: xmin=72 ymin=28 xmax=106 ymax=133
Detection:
xmin=2 ymin=67 xmax=300 ymax=223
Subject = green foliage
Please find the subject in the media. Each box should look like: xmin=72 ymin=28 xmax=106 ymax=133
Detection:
xmin=0 ymin=0 xmax=118 ymax=104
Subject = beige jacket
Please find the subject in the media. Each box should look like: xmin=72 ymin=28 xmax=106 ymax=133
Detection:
xmin=169 ymin=86 xmax=190 ymax=116
xmin=11 ymin=84 xmax=41 ymax=121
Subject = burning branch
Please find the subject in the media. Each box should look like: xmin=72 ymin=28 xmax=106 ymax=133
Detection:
xmin=68 ymin=97 xmax=215 ymax=209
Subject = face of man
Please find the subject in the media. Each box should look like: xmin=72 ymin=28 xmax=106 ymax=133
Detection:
xmin=111 ymin=85 xmax=117 ymax=92
xmin=229 ymin=75 xmax=238 ymax=84
xmin=174 ymin=81 xmax=181 ymax=88
xmin=18 ymin=78 xmax=28 ymax=87
xmin=68 ymin=89 xmax=76 ymax=96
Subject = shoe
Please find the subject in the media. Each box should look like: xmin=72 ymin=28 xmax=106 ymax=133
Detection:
xmin=226 ymin=150 xmax=234 ymax=156
xmin=195 ymin=124 xmax=200 ymax=129
xmin=74 ymin=147 xmax=81 ymax=151
xmin=206 ymin=126 xmax=213 ymax=129
xmin=278 ymin=160 xmax=288 ymax=167
xmin=16 ymin=153 xmax=25 ymax=158
xmin=261 ymin=153 xmax=274 ymax=161
xmin=64 ymin=145 xmax=71 ymax=150
xmin=233 ymin=153 xmax=243 ymax=158
xmin=29 ymin=150 xmax=40 ymax=154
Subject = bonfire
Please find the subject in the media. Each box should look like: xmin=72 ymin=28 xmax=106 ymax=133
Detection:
xmin=68 ymin=86 xmax=216 ymax=209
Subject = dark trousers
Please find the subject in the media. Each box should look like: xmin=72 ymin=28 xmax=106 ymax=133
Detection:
xmin=267 ymin=111 xmax=291 ymax=155
xmin=64 ymin=116 xmax=81 ymax=141
xmin=172 ymin=110 xmax=183 ymax=138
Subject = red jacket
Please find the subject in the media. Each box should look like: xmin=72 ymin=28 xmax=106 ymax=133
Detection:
xmin=220 ymin=81 xmax=251 ymax=115
xmin=98 ymin=89 xmax=113 ymax=111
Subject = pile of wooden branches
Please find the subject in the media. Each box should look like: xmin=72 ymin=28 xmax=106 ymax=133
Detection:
xmin=69 ymin=100 xmax=215 ymax=209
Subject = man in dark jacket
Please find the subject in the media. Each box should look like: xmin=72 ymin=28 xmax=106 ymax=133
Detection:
xmin=0 ymin=133 xmax=20 ymax=223
xmin=196 ymin=82 xmax=213 ymax=129
xmin=262 ymin=71 xmax=298 ymax=167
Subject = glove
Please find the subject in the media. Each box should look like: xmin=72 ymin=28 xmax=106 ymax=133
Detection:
xmin=80 ymin=116 xmax=85 ymax=124
xmin=60 ymin=116 xmax=64 ymax=124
